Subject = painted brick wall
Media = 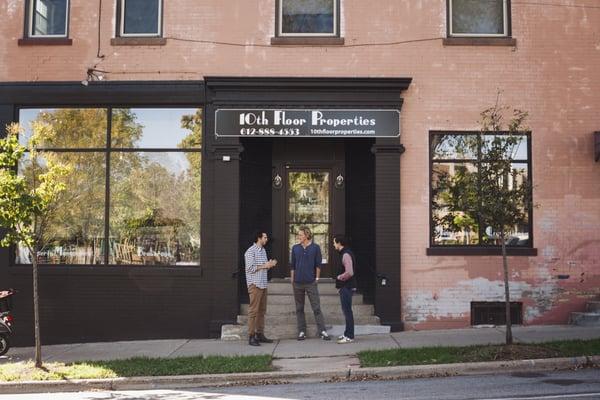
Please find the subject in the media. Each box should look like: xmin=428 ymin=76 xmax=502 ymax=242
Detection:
xmin=1 ymin=0 xmax=599 ymax=329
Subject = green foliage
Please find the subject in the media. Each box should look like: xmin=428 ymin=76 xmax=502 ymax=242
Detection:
xmin=0 ymin=354 xmax=273 ymax=381
xmin=477 ymin=106 xmax=531 ymax=239
xmin=179 ymin=108 xmax=203 ymax=176
xmin=0 ymin=123 xmax=70 ymax=252
xmin=358 ymin=338 xmax=600 ymax=367
xmin=432 ymin=103 xmax=531 ymax=245
xmin=86 ymin=354 xmax=272 ymax=377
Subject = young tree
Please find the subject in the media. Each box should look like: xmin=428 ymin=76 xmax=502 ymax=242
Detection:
xmin=0 ymin=123 xmax=70 ymax=367
xmin=434 ymin=98 xmax=531 ymax=344
xmin=478 ymin=102 xmax=530 ymax=345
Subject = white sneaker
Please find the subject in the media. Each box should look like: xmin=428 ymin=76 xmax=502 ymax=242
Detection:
xmin=337 ymin=336 xmax=354 ymax=344
xmin=320 ymin=331 xmax=331 ymax=341
xmin=337 ymin=335 xmax=345 ymax=340
xmin=297 ymin=331 xmax=306 ymax=341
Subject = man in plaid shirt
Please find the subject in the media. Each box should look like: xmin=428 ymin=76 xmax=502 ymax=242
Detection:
xmin=244 ymin=231 xmax=277 ymax=346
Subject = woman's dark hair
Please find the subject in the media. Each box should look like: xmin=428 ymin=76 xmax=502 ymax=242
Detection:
xmin=333 ymin=234 xmax=350 ymax=247
xmin=253 ymin=230 xmax=267 ymax=243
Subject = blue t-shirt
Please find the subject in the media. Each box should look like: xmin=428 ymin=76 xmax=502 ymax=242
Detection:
xmin=290 ymin=242 xmax=322 ymax=284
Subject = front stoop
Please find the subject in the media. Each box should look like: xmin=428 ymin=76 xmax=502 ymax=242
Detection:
xmin=569 ymin=300 xmax=600 ymax=327
xmin=221 ymin=279 xmax=390 ymax=340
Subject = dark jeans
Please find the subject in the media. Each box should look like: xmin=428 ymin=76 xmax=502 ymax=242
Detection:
xmin=339 ymin=286 xmax=354 ymax=339
xmin=293 ymin=281 xmax=326 ymax=333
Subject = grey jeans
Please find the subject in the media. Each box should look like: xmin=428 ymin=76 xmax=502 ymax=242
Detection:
xmin=293 ymin=281 xmax=326 ymax=334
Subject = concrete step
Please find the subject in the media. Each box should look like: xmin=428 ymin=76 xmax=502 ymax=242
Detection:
xmin=221 ymin=323 xmax=390 ymax=341
xmin=586 ymin=301 xmax=600 ymax=313
xmin=268 ymin=282 xmax=340 ymax=296
xmin=240 ymin=303 xmax=374 ymax=316
xmin=237 ymin=314 xmax=380 ymax=326
xmin=224 ymin=278 xmax=384 ymax=341
xmin=570 ymin=312 xmax=600 ymax=327
xmin=266 ymin=293 xmax=365 ymax=305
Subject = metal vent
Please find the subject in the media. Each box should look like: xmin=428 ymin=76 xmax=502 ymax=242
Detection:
xmin=471 ymin=301 xmax=523 ymax=325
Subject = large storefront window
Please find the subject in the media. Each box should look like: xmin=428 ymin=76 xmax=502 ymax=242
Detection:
xmin=430 ymin=132 xmax=531 ymax=247
xmin=16 ymin=107 xmax=202 ymax=266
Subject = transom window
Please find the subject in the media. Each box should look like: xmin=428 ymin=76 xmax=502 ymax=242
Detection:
xmin=430 ymin=132 xmax=532 ymax=248
xmin=119 ymin=0 xmax=162 ymax=37
xmin=278 ymin=0 xmax=338 ymax=37
xmin=449 ymin=0 xmax=509 ymax=37
xmin=16 ymin=107 xmax=202 ymax=267
xmin=28 ymin=0 xmax=69 ymax=38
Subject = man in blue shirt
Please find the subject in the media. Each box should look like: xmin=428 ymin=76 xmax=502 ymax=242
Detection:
xmin=290 ymin=226 xmax=330 ymax=341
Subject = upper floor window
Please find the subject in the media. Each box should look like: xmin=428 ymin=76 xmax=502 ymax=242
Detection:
xmin=449 ymin=0 xmax=510 ymax=37
xmin=118 ymin=0 xmax=162 ymax=37
xmin=28 ymin=0 xmax=69 ymax=38
xmin=278 ymin=0 xmax=339 ymax=37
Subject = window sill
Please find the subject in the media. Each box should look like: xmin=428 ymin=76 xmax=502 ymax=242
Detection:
xmin=443 ymin=37 xmax=516 ymax=47
xmin=271 ymin=37 xmax=344 ymax=46
xmin=426 ymin=247 xmax=537 ymax=256
xmin=111 ymin=37 xmax=167 ymax=46
xmin=9 ymin=265 xmax=203 ymax=275
xmin=18 ymin=38 xmax=73 ymax=46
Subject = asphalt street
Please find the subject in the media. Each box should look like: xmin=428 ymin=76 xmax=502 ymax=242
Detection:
xmin=0 ymin=369 xmax=598 ymax=400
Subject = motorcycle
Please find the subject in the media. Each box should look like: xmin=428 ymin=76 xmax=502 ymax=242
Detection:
xmin=0 ymin=289 xmax=16 ymax=356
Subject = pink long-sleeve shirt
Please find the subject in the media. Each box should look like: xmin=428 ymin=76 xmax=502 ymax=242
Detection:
xmin=337 ymin=253 xmax=354 ymax=281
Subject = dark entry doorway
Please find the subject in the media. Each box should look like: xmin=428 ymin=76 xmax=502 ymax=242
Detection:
xmin=239 ymin=137 xmax=376 ymax=299
xmin=271 ymin=139 xmax=345 ymax=278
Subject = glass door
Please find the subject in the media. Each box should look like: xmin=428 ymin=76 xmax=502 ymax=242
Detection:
xmin=286 ymin=170 xmax=331 ymax=268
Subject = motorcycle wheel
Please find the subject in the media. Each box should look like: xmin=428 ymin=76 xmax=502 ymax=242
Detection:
xmin=0 ymin=334 xmax=9 ymax=356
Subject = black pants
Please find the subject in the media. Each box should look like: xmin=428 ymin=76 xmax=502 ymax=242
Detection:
xmin=339 ymin=286 xmax=354 ymax=339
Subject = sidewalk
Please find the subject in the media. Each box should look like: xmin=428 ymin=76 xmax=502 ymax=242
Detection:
xmin=2 ymin=325 xmax=599 ymax=367
xmin=0 ymin=325 xmax=598 ymax=394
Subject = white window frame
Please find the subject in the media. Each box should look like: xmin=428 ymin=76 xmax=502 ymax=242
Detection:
xmin=119 ymin=0 xmax=162 ymax=37
xmin=449 ymin=0 xmax=509 ymax=37
xmin=28 ymin=0 xmax=69 ymax=38
xmin=278 ymin=0 xmax=338 ymax=37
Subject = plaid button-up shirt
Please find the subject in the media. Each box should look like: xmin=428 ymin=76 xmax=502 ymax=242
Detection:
xmin=244 ymin=243 xmax=269 ymax=289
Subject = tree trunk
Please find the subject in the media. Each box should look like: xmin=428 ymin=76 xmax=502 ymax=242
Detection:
xmin=31 ymin=243 xmax=42 ymax=368
xmin=500 ymin=230 xmax=513 ymax=345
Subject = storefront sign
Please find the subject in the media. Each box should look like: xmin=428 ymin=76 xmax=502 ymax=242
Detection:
xmin=215 ymin=109 xmax=400 ymax=138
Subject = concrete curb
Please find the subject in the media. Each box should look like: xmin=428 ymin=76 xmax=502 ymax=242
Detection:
xmin=0 ymin=355 xmax=597 ymax=394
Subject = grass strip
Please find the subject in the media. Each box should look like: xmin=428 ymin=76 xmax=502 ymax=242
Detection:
xmin=0 ymin=354 xmax=273 ymax=382
xmin=358 ymin=338 xmax=600 ymax=368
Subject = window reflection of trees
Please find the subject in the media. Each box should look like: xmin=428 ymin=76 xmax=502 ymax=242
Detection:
xmin=287 ymin=172 xmax=330 ymax=262
xmin=431 ymin=133 xmax=530 ymax=247
xmin=17 ymin=107 xmax=202 ymax=266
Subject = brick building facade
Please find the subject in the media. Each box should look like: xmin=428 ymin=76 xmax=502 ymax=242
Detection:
xmin=0 ymin=0 xmax=598 ymax=344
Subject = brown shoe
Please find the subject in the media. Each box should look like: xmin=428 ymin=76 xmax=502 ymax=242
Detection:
xmin=256 ymin=333 xmax=273 ymax=343
xmin=248 ymin=335 xmax=260 ymax=346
